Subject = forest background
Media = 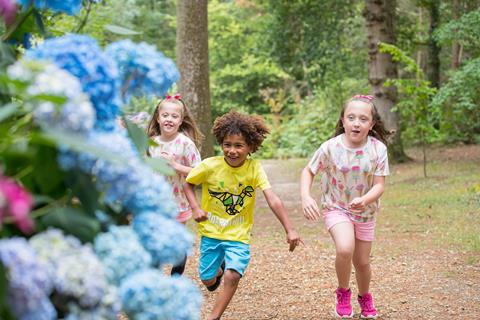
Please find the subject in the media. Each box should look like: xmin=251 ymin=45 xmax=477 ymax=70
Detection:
xmin=44 ymin=0 xmax=480 ymax=161
xmin=0 ymin=1 xmax=479 ymax=318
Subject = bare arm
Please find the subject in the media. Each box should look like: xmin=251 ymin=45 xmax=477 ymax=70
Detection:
xmin=349 ymin=176 xmax=385 ymax=212
xmin=183 ymin=182 xmax=207 ymax=222
xmin=171 ymin=161 xmax=193 ymax=176
xmin=300 ymin=166 xmax=321 ymax=221
xmin=263 ymin=188 xmax=303 ymax=251
xmin=160 ymin=152 xmax=193 ymax=176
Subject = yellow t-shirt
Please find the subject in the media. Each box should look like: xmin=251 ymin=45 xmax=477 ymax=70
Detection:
xmin=186 ymin=156 xmax=271 ymax=244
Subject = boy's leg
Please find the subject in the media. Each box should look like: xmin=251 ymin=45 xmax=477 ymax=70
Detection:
xmin=209 ymin=269 xmax=241 ymax=320
xmin=208 ymin=239 xmax=250 ymax=320
xmin=199 ymin=237 xmax=225 ymax=287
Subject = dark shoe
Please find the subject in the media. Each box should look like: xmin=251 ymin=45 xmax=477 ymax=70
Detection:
xmin=171 ymin=255 xmax=187 ymax=276
xmin=207 ymin=261 xmax=225 ymax=292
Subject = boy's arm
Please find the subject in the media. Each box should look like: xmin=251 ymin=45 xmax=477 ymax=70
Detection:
xmin=300 ymin=166 xmax=321 ymax=221
xmin=183 ymin=182 xmax=208 ymax=222
xmin=349 ymin=176 xmax=385 ymax=212
xmin=263 ymin=188 xmax=303 ymax=252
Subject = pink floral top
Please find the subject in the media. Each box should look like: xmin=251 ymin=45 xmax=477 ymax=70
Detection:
xmin=149 ymin=133 xmax=201 ymax=213
xmin=308 ymin=134 xmax=389 ymax=222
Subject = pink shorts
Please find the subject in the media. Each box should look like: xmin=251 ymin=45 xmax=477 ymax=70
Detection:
xmin=176 ymin=210 xmax=192 ymax=223
xmin=323 ymin=210 xmax=376 ymax=242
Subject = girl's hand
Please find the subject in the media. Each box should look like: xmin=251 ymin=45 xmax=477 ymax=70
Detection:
xmin=302 ymin=195 xmax=321 ymax=221
xmin=286 ymin=229 xmax=304 ymax=252
xmin=160 ymin=151 xmax=174 ymax=163
xmin=192 ymin=207 xmax=208 ymax=222
xmin=349 ymin=197 xmax=366 ymax=213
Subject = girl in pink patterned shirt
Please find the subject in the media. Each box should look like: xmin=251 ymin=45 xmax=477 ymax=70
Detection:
xmin=147 ymin=93 xmax=202 ymax=275
xmin=300 ymin=95 xmax=390 ymax=319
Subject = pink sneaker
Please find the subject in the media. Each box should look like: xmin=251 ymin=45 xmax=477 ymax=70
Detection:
xmin=358 ymin=293 xmax=378 ymax=319
xmin=335 ymin=288 xmax=353 ymax=318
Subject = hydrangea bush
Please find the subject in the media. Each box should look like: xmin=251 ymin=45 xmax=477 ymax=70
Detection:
xmin=0 ymin=2 xmax=202 ymax=319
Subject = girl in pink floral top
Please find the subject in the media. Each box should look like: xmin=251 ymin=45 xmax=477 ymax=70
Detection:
xmin=300 ymin=95 xmax=390 ymax=319
xmin=147 ymin=94 xmax=202 ymax=275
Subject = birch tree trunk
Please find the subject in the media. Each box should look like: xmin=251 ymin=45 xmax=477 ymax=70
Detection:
xmin=176 ymin=0 xmax=214 ymax=157
xmin=364 ymin=0 xmax=408 ymax=162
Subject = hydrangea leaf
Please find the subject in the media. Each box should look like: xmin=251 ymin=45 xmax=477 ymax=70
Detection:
xmin=40 ymin=207 xmax=101 ymax=243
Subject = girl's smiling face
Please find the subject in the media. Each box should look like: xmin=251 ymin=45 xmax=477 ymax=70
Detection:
xmin=157 ymin=101 xmax=183 ymax=139
xmin=221 ymin=134 xmax=252 ymax=167
xmin=341 ymin=100 xmax=375 ymax=148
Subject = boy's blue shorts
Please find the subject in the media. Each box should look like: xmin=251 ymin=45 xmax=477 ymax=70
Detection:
xmin=199 ymin=236 xmax=250 ymax=280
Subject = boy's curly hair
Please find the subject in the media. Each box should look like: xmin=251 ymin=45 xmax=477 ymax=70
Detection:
xmin=212 ymin=110 xmax=270 ymax=153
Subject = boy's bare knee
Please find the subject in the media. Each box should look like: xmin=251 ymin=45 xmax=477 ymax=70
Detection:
xmin=202 ymin=278 xmax=216 ymax=287
xmin=223 ymin=269 xmax=241 ymax=285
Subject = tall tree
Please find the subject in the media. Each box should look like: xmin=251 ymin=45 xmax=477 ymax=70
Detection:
xmin=450 ymin=0 xmax=462 ymax=69
xmin=176 ymin=0 xmax=214 ymax=157
xmin=364 ymin=0 xmax=408 ymax=162
xmin=426 ymin=0 xmax=441 ymax=88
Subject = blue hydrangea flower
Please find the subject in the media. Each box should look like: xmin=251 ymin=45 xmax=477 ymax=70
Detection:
xmin=7 ymin=59 xmax=96 ymax=133
xmin=16 ymin=0 xmax=82 ymax=15
xmin=0 ymin=238 xmax=56 ymax=320
xmin=105 ymin=39 xmax=179 ymax=102
xmin=26 ymin=35 xmax=121 ymax=131
xmin=132 ymin=212 xmax=193 ymax=266
xmin=58 ymin=130 xmax=178 ymax=219
xmin=64 ymin=286 xmax=121 ymax=320
xmin=94 ymin=226 xmax=152 ymax=286
xmin=120 ymin=269 xmax=202 ymax=320
xmin=29 ymin=229 xmax=112 ymax=309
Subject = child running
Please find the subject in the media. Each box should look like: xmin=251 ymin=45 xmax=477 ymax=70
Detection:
xmin=300 ymin=95 xmax=389 ymax=319
xmin=147 ymin=93 xmax=202 ymax=275
xmin=184 ymin=110 xmax=303 ymax=320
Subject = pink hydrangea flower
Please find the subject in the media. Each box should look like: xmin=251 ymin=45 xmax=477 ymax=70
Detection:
xmin=0 ymin=175 xmax=34 ymax=234
xmin=0 ymin=0 xmax=17 ymax=26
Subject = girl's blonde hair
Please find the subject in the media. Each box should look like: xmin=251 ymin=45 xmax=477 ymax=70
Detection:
xmin=333 ymin=95 xmax=390 ymax=145
xmin=146 ymin=96 xmax=203 ymax=147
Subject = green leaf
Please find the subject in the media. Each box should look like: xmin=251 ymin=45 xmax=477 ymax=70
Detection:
xmin=143 ymin=157 xmax=174 ymax=176
xmin=41 ymin=207 xmax=101 ymax=243
xmin=0 ymin=104 xmax=17 ymax=122
xmin=104 ymin=24 xmax=142 ymax=35
xmin=66 ymin=170 xmax=101 ymax=216
xmin=32 ymin=145 xmax=65 ymax=196
xmin=0 ymin=262 xmax=15 ymax=320
xmin=33 ymin=93 xmax=68 ymax=105
xmin=0 ymin=42 xmax=15 ymax=69
xmin=32 ymin=9 xmax=46 ymax=36
xmin=32 ymin=129 xmax=127 ymax=165
xmin=125 ymin=118 xmax=149 ymax=155
xmin=33 ymin=194 xmax=54 ymax=206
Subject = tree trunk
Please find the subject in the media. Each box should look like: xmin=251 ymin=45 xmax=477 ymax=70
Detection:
xmin=364 ymin=0 xmax=409 ymax=162
xmin=450 ymin=0 xmax=463 ymax=69
xmin=176 ymin=0 xmax=214 ymax=157
xmin=427 ymin=1 xmax=440 ymax=88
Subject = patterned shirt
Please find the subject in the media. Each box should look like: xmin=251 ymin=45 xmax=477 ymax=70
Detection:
xmin=149 ymin=133 xmax=201 ymax=213
xmin=186 ymin=156 xmax=271 ymax=244
xmin=308 ymin=134 xmax=389 ymax=222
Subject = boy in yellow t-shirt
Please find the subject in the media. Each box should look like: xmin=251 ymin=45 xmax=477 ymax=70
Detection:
xmin=184 ymin=110 xmax=303 ymax=320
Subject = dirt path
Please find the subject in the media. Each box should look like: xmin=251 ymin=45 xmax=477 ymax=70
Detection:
xmin=186 ymin=146 xmax=480 ymax=320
